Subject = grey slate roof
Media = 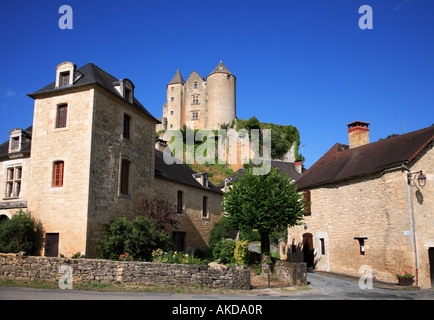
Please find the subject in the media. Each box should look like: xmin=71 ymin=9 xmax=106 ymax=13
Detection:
xmin=28 ymin=63 xmax=159 ymax=123
xmin=208 ymin=60 xmax=234 ymax=77
xmin=168 ymin=69 xmax=185 ymax=85
xmin=155 ymin=149 xmax=223 ymax=194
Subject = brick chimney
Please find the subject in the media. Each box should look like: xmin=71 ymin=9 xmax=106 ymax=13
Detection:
xmin=347 ymin=121 xmax=370 ymax=148
xmin=294 ymin=161 xmax=303 ymax=174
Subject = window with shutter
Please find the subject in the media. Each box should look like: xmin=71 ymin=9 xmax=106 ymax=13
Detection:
xmin=53 ymin=161 xmax=64 ymax=187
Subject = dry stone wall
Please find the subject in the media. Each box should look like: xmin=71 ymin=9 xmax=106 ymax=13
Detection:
xmin=0 ymin=253 xmax=250 ymax=290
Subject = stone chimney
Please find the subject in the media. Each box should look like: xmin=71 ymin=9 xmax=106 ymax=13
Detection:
xmin=347 ymin=121 xmax=370 ymax=148
xmin=294 ymin=161 xmax=303 ymax=174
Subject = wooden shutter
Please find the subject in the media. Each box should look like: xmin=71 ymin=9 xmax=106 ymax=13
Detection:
xmin=53 ymin=161 xmax=64 ymax=187
xmin=303 ymin=190 xmax=311 ymax=216
xmin=177 ymin=191 xmax=183 ymax=214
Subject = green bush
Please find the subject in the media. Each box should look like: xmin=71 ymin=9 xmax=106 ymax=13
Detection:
xmin=96 ymin=216 xmax=171 ymax=261
xmin=0 ymin=209 xmax=43 ymax=254
xmin=208 ymin=216 xmax=234 ymax=252
xmin=212 ymin=239 xmax=236 ymax=264
xmin=151 ymin=249 xmax=208 ymax=265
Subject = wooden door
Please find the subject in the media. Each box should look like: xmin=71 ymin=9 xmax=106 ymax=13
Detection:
xmin=303 ymin=233 xmax=314 ymax=269
xmin=45 ymin=233 xmax=59 ymax=257
xmin=429 ymin=248 xmax=434 ymax=287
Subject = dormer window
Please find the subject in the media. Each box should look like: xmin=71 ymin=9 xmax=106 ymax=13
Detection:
xmin=56 ymin=61 xmax=76 ymax=88
xmin=11 ymin=137 xmax=19 ymax=150
xmin=8 ymin=128 xmax=23 ymax=153
xmin=193 ymin=173 xmax=208 ymax=187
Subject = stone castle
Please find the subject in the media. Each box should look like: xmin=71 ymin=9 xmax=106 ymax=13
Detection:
xmin=157 ymin=61 xmax=236 ymax=131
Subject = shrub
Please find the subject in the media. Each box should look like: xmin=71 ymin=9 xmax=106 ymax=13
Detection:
xmin=151 ymin=249 xmax=207 ymax=265
xmin=234 ymin=240 xmax=250 ymax=265
xmin=0 ymin=209 xmax=43 ymax=254
xmin=96 ymin=216 xmax=171 ymax=261
xmin=212 ymin=239 xmax=236 ymax=264
xmin=208 ymin=216 xmax=234 ymax=252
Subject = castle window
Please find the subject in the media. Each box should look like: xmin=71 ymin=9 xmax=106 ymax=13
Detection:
xmin=56 ymin=104 xmax=68 ymax=128
xmin=171 ymin=97 xmax=174 ymax=102
xmin=227 ymin=75 xmax=231 ymax=79
xmin=192 ymin=112 xmax=199 ymax=121
xmin=60 ymin=71 xmax=70 ymax=87
xmin=170 ymin=111 xmax=174 ymax=115
xmin=194 ymin=82 xmax=198 ymax=89
xmin=120 ymin=159 xmax=130 ymax=195
xmin=53 ymin=161 xmax=64 ymax=187
xmin=192 ymin=95 xmax=199 ymax=105
xmin=123 ymin=114 xmax=131 ymax=140
xmin=4 ymin=166 xmax=22 ymax=198
xmin=171 ymin=86 xmax=174 ymax=91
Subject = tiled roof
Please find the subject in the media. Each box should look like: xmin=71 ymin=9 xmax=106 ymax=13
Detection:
xmin=28 ymin=63 xmax=159 ymax=123
xmin=296 ymin=125 xmax=434 ymax=190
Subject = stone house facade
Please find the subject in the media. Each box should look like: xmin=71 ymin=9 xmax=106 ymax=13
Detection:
xmin=0 ymin=61 xmax=223 ymax=258
xmin=289 ymin=121 xmax=434 ymax=288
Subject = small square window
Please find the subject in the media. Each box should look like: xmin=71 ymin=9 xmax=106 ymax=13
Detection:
xmin=170 ymin=111 xmax=174 ymax=115
xmin=171 ymin=97 xmax=174 ymax=102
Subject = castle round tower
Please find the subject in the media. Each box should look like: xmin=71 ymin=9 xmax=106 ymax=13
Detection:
xmin=206 ymin=61 xmax=236 ymax=129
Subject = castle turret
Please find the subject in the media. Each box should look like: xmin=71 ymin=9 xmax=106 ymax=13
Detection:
xmin=206 ymin=61 xmax=236 ymax=129
xmin=164 ymin=69 xmax=185 ymax=130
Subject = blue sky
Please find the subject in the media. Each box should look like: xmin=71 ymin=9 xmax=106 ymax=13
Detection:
xmin=0 ymin=0 xmax=433 ymax=168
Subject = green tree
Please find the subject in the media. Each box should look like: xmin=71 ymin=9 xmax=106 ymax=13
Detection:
xmin=0 ymin=209 xmax=43 ymax=254
xmin=223 ymin=166 xmax=306 ymax=261
xmin=96 ymin=216 xmax=172 ymax=261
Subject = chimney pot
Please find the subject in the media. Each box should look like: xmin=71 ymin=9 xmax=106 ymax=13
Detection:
xmin=347 ymin=121 xmax=370 ymax=148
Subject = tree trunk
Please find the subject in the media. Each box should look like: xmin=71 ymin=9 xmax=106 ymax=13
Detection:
xmin=260 ymin=232 xmax=270 ymax=255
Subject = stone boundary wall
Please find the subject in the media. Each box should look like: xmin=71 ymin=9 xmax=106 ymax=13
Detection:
xmin=274 ymin=261 xmax=307 ymax=286
xmin=0 ymin=253 xmax=250 ymax=290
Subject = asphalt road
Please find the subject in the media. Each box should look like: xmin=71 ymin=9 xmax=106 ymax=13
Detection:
xmin=0 ymin=272 xmax=433 ymax=300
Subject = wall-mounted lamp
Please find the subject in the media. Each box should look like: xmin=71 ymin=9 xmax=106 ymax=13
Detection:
xmin=402 ymin=164 xmax=428 ymax=287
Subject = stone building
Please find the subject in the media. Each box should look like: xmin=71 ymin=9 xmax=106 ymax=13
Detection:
xmin=0 ymin=61 xmax=223 ymax=257
xmin=289 ymin=121 xmax=434 ymax=288
xmin=157 ymin=61 xmax=236 ymax=131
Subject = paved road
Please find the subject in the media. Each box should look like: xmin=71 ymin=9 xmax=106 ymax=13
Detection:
xmin=0 ymin=272 xmax=432 ymax=300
